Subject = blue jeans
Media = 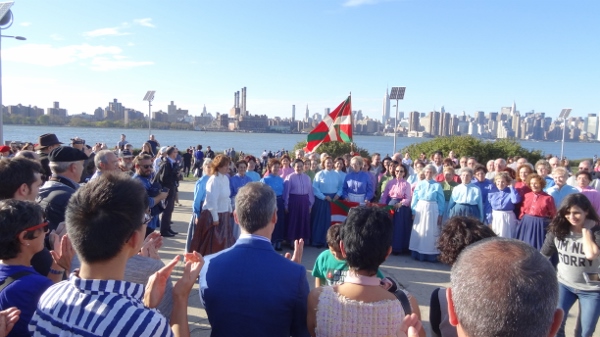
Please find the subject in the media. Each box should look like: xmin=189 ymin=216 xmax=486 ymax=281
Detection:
xmin=557 ymin=283 xmax=600 ymax=337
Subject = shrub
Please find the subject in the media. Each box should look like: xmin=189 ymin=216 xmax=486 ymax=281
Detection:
xmin=400 ymin=135 xmax=543 ymax=164
xmin=293 ymin=141 xmax=370 ymax=159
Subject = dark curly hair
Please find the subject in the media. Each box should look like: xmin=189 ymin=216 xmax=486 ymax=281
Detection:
xmin=0 ymin=199 xmax=45 ymax=259
xmin=548 ymin=193 xmax=600 ymax=241
xmin=437 ymin=216 xmax=496 ymax=265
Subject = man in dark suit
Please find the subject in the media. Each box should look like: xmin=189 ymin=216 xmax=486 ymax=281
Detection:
xmin=199 ymin=182 xmax=309 ymax=337
xmin=155 ymin=146 xmax=180 ymax=237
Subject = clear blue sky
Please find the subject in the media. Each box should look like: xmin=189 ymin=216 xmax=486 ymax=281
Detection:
xmin=2 ymin=0 xmax=599 ymax=120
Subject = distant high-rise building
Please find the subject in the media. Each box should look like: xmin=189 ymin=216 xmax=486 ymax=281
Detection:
xmin=476 ymin=111 xmax=485 ymax=125
xmin=324 ymin=108 xmax=330 ymax=115
xmin=429 ymin=111 xmax=441 ymax=136
xmin=382 ymin=89 xmax=390 ymax=124
xmin=409 ymin=111 xmax=420 ymax=132
xmin=292 ymin=105 xmax=296 ymax=121
xmin=46 ymin=102 xmax=67 ymax=118
xmin=241 ymin=87 xmax=247 ymax=116
xmin=586 ymin=114 xmax=598 ymax=138
xmin=441 ymin=112 xmax=451 ymax=136
xmin=512 ymin=112 xmax=521 ymax=139
xmin=354 ymin=110 xmax=363 ymax=121
xmin=305 ymin=104 xmax=309 ymax=121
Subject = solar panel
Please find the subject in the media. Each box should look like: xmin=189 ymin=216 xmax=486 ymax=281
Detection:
xmin=558 ymin=108 xmax=572 ymax=119
xmin=0 ymin=2 xmax=13 ymax=22
xmin=389 ymin=87 xmax=406 ymax=100
xmin=143 ymin=90 xmax=155 ymax=101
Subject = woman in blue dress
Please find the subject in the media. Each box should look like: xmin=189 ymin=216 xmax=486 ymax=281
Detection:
xmin=448 ymin=168 xmax=484 ymax=222
xmin=409 ymin=164 xmax=445 ymax=262
xmin=488 ymin=172 xmax=521 ymax=238
xmin=473 ymin=164 xmax=494 ymax=224
xmin=310 ymin=156 xmax=343 ymax=247
xmin=260 ymin=158 xmax=285 ymax=250
xmin=186 ymin=158 xmax=212 ymax=252
xmin=342 ymin=156 xmax=374 ymax=205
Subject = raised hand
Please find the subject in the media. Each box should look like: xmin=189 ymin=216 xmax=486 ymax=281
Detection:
xmin=284 ymin=238 xmax=304 ymax=264
xmin=50 ymin=233 xmax=75 ymax=272
xmin=0 ymin=307 xmax=20 ymax=337
xmin=397 ymin=313 xmax=422 ymax=337
xmin=144 ymin=255 xmax=179 ymax=308
xmin=173 ymin=252 xmax=204 ymax=298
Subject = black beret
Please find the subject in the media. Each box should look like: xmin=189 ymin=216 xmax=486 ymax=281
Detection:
xmin=48 ymin=146 xmax=89 ymax=162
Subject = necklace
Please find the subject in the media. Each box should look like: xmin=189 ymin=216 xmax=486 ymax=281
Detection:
xmin=344 ymin=272 xmax=381 ymax=286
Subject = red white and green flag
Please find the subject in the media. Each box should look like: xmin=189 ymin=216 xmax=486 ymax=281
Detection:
xmin=304 ymin=95 xmax=353 ymax=153
xmin=330 ymin=200 xmax=360 ymax=225
xmin=329 ymin=200 xmax=395 ymax=226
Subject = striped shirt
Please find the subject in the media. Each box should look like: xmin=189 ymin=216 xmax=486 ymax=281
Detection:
xmin=29 ymin=273 xmax=173 ymax=337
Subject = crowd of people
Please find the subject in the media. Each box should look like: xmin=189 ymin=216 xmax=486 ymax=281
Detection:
xmin=0 ymin=132 xmax=598 ymax=336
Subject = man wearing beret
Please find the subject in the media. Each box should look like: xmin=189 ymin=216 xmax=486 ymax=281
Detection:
xmin=37 ymin=146 xmax=88 ymax=232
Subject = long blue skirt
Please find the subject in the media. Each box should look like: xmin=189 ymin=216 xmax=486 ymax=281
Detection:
xmin=392 ymin=206 xmax=413 ymax=254
xmin=516 ymin=214 xmax=548 ymax=250
xmin=310 ymin=193 xmax=336 ymax=247
xmin=449 ymin=203 xmax=480 ymax=220
xmin=272 ymin=196 xmax=286 ymax=243
xmin=287 ymin=194 xmax=311 ymax=242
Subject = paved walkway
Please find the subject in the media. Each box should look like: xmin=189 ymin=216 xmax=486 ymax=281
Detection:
xmin=161 ymin=180 xmax=581 ymax=336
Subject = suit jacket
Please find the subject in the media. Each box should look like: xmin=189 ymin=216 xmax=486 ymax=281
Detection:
xmin=200 ymin=236 xmax=310 ymax=337
xmin=155 ymin=157 xmax=179 ymax=189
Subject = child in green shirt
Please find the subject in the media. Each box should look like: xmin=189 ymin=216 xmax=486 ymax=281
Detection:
xmin=312 ymin=224 xmax=384 ymax=287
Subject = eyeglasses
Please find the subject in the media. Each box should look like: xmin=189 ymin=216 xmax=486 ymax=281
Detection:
xmin=396 ymin=170 xmax=404 ymax=173
xmin=141 ymin=165 xmax=153 ymax=169
xmin=23 ymin=221 xmax=49 ymax=234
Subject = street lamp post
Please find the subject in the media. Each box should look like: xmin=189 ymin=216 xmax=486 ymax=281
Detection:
xmin=0 ymin=1 xmax=25 ymax=144
xmin=143 ymin=91 xmax=155 ymax=138
xmin=389 ymin=87 xmax=406 ymax=154
xmin=558 ymin=108 xmax=572 ymax=160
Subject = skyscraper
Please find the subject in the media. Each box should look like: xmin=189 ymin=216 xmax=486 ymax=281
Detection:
xmin=292 ymin=105 xmax=296 ymax=121
xmin=305 ymin=104 xmax=309 ymax=121
xmin=382 ymin=88 xmax=390 ymax=124
xmin=409 ymin=111 xmax=420 ymax=132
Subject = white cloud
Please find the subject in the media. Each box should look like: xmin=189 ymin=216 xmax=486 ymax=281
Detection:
xmin=343 ymin=0 xmax=383 ymax=6
xmin=50 ymin=34 xmax=64 ymax=41
xmin=83 ymin=27 xmax=130 ymax=38
xmin=90 ymin=57 xmax=153 ymax=71
xmin=3 ymin=43 xmax=153 ymax=71
xmin=20 ymin=22 xmax=31 ymax=27
xmin=134 ymin=18 xmax=155 ymax=28
xmin=127 ymin=42 xmax=135 ymax=46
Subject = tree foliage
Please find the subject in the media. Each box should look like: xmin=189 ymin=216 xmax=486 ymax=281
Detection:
xmin=293 ymin=141 xmax=370 ymax=159
xmin=400 ymin=135 xmax=543 ymax=164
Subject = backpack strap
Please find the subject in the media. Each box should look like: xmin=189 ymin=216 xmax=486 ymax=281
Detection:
xmin=393 ymin=290 xmax=412 ymax=315
xmin=0 ymin=270 xmax=34 ymax=292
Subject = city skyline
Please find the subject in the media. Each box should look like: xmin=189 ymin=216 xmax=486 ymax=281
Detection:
xmin=2 ymin=1 xmax=599 ymax=120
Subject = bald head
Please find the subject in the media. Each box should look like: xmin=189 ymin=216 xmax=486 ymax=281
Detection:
xmin=449 ymin=238 xmax=561 ymax=337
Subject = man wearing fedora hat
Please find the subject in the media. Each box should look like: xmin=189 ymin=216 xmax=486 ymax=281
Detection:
xmin=37 ymin=146 xmax=88 ymax=232
xmin=35 ymin=133 xmax=63 ymax=181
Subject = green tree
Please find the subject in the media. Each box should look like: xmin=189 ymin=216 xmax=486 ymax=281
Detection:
xmin=293 ymin=141 xmax=369 ymax=159
xmin=400 ymin=135 xmax=543 ymax=164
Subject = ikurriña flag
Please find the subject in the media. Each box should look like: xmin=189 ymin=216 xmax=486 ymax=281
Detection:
xmin=304 ymin=95 xmax=352 ymax=153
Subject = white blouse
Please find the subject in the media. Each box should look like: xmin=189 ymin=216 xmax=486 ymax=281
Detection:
xmin=203 ymin=173 xmax=233 ymax=221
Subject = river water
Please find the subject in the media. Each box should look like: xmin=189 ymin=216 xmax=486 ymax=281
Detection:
xmin=4 ymin=125 xmax=598 ymax=160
